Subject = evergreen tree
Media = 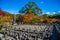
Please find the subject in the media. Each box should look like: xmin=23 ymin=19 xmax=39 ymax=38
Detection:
xmin=19 ymin=2 xmax=42 ymax=15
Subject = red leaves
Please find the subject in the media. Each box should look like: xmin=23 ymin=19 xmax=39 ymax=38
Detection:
xmin=0 ymin=9 xmax=6 ymax=16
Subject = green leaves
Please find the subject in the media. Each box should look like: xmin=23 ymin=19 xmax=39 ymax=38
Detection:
xmin=19 ymin=2 xmax=42 ymax=15
xmin=32 ymin=18 xmax=39 ymax=23
xmin=48 ymin=14 xmax=60 ymax=18
xmin=42 ymin=14 xmax=48 ymax=18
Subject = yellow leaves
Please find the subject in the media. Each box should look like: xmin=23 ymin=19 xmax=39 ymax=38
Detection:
xmin=3 ymin=16 xmax=13 ymax=22
xmin=33 ymin=15 xmax=37 ymax=18
xmin=0 ymin=16 xmax=13 ymax=25
xmin=0 ymin=16 xmax=3 ymax=23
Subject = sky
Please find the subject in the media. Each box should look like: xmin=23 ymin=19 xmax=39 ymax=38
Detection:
xmin=0 ymin=0 xmax=60 ymax=14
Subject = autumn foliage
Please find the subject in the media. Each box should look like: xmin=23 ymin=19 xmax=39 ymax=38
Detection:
xmin=0 ymin=9 xmax=6 ymax=16
xmin=22 ymin=13 xmax=58 ymax=23
xmin=47 ymin=18 xmax=55 ymax=23
xmin=0 ymin=9 xmax=13 ymax=25
xmin=23 ymin=13 xmax=33 ymax=23
xmin=0 ymin=9 xmax=60 ymax=25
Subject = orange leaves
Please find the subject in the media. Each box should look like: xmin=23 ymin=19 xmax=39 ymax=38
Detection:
xmin=47 ymin=18 xmax=55 ymax=23
xmin=23 ymin=14 xmax=33 ymax=23
xmin=23 ymin=14 xmax=43 ymax=23
xmin=38 ymin=18 xmax=55 ymax=23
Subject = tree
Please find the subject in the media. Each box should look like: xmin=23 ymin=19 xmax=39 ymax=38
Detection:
xmin=42 ymin=14 xmax=48 ymax=18
xmin=0 ymin=16 xmax=13 ymax=25
xmin=0 ymin=16 xmax=3 ymax=24
xmin=16 ymin=14 xmax=23 ymax=24
xmin=19 ymin=2 xmax=42 ymax=15
xmin=0 ymin=9 xmax=6 ymax=16
xmin=32 ymin=15 xmax=40 ymax=23
xmin=6 ymin=12 xmax=14 ymax=16
xmin=0 ymin=24 xmax=3 ymax=30
xmin=23 ymin=14 xmax=33 ymax=23
xmin=32 ymin=18 xmax=39 ymax=24
xmin=48 ymin=13 xmax=60 ymax=18
xmin=47 ymin=18 xmax=55 ymax=23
